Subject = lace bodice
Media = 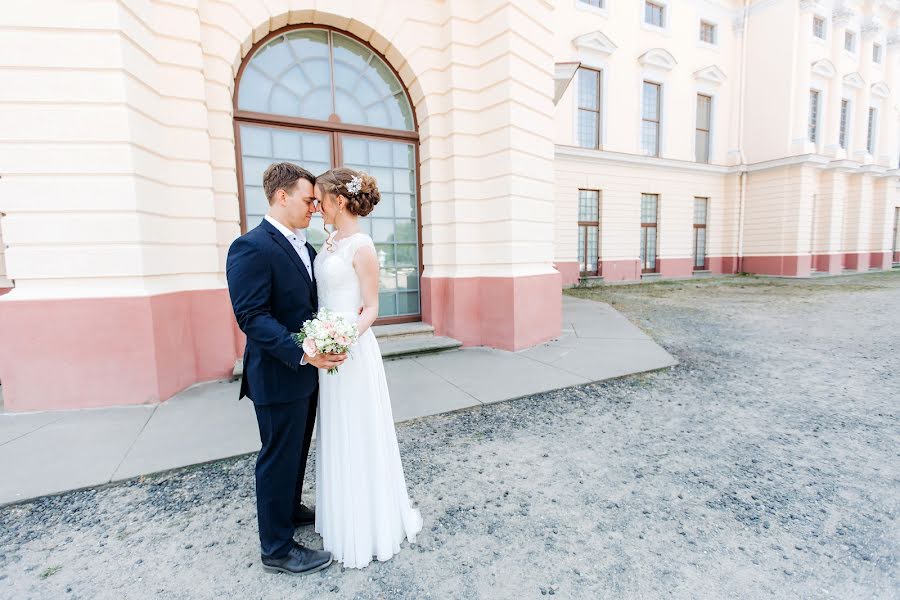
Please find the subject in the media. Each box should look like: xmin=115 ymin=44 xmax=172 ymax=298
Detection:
xmin=314 ymin=232 xmax=375 ymax=321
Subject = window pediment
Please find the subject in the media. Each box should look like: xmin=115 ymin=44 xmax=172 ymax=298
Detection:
xmin=638 ymin=48 xmax=677 ymax=71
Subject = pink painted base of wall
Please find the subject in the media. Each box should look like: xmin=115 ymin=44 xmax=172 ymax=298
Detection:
xmin=812 ymin=254 xmax=844 ymax=275
xmin=842 ymin=253 xmax=870 ymax=271
xmin=868 ymin=252 xmax=892 ymax=270
xmin=0 ymin=289 xmax=239 ymax=412
xmin=598 ymin=260 xmax=641 ymax=282
xmin=741 ymin=255 xmax=813 ymax=277
xmin=554 ymin=262 xmax=581 ymax=287
xmin=422 ymin=272 xmax=562 ymax=351
xmin=706 ymin=256 xmax=739 ymax=275
xmin=656 ymin=258 xmax=694 ymax=278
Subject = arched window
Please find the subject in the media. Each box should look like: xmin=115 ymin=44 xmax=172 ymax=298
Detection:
xmin=234 ymin=27 xmax=421 ymax=322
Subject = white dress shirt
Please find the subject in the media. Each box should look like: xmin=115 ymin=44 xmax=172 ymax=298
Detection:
xmin=265 ymin=214 xmax=313 ymax=366
xmin=264 ymin=214 xmax=312 ymax=279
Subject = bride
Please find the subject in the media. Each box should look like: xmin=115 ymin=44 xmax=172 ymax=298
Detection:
xmin=311 ymin=167 xmax=423 ymax=569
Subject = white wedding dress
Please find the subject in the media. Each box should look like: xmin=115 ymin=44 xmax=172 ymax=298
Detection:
xmin=313 ymin=231 xmax=422 ymax=569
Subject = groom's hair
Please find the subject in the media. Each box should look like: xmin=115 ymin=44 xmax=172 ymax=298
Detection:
xmin=263 ymin=162 xmax=316 ymax=204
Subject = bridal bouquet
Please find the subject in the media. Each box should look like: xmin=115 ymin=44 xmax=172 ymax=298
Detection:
xmin=293 ymin=308 xmax=359 ymax=374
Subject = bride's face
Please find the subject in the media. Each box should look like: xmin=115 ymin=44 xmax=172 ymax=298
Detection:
xmin=315 ymin=185 xmax=343 ymax=226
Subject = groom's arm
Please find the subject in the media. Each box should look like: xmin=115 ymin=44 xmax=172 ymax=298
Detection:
xmin=226 ymin=237 xmax=303 ymax=371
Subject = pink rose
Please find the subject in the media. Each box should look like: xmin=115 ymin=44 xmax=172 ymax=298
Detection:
xmin=302 ymin=337 xmax=318 ymax=357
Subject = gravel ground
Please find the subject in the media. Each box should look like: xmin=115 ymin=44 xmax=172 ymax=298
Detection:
xmin=1 ymin=272 xmax=898 ymax=599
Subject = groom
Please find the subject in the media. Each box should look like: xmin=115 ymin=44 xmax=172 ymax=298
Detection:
xmin=226 ymin=162 xmax=346 ymax=575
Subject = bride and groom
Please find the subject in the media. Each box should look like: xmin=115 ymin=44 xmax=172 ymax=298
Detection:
xmin=226 ymin=162 xmax=422 ymax=574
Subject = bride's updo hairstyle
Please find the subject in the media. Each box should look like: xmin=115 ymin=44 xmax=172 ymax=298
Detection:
xmin=316 ymin=167 xmax=380 ymax=217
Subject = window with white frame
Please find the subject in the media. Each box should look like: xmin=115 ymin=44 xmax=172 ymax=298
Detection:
xmin=642 ymin=81 xmax=661 ymax=156
xmin=808 ymin=90 xmax=820 ymax=143
xmin=693 ymin=197 xmax=708 ymax=270
xmin=578 ymin=189 xmax=600 ymax=276
xmin=696 ymin=94 xmax=711 ymax=163
xmin=700 ymin=21 xmax=717 ymax=44
xmin=873 ymin=43 xmax=882 ymax=63
xmin=640 ymin=194 xmax=659 ymax=273
xmin=867 ymin=107 xmax=877 ymax=154
xmin=845 ymin=30 xmax=856 ymax=52
xmin=839 ymin=99 xmax=850 ymax=149
xmin=644 ymin=1 xmax=665 ymax=28
xmin=576 ymin=67 xmax=602 ymax=149
xmin=813 ymin=16 xmax=826 ymax=39
xmin=578 ymin=0 xmax=604 ymax=8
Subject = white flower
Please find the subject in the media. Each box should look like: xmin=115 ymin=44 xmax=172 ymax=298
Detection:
xmin=345 ymin=175 xmax=362 ymax=195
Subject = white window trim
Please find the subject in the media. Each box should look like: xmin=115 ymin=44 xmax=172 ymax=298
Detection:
xmin=574 ymin=0 xmax=609 ymax=18
xmin=844 ymin=30 xmax=858 ymax=56
xmin=867 ymin=104 xmax=879 ymax=157
xmin=697 ymin=18 xmax=721 ymax=51
xmin=811 ymin=13 xmax=828 ymax=45
xmin=641 ymin=0 xmax=670 ymax=35
xmin=808 ymin=85 xmax=824 ymax=151
xmin=872 ymin=41 xmax=884 ymax=67
xmin=572 ymin=64 xmax=609 ymax=150
xmin=692 ymin=89 xmax=717 ymax=164
xmin=838 ymin=97 xmax=852 ymax=152
xmin=638 ymin=75 xmax=666 ymax=158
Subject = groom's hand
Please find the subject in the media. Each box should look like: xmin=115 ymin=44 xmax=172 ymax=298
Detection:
xmin=305 ymin=352 xmax=347 ymax=370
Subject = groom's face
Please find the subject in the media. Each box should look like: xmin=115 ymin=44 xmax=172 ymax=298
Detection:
xmin=281 ymin=179 xmax=318 ymax=230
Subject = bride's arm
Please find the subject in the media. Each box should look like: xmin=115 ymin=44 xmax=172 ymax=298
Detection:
xmin=353 ymin=244 xmax=380 ymax=336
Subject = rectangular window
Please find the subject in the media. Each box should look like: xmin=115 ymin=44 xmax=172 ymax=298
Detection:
xmin=894 ymin=207 xmax=900 ymax=261
xmin=808 ymin=90 xmax=819 ymax=143
xmin=645 ymin=1 xmax=665 ymax=27
xmin=693 ymin=197 xmax=708 ymax=270
xmin=867 ymin=107 xmax=877 ymax=154
xmin=640 ymin=193 xmax=659 ymax=273
xmin=576 ymin=67 xmax=602 ymax=149
xmin=873 ymin=43 xmax=882 ymax=63
xmin=642 ymin=81 xmax=661 ymax=157
xmin=813 ymin=16 xmax=826 ymax=39
xmin=845 ymin=30 xmax=856 ymax=52
xmin=578 ymin=190 xmax=600 ymax=276
xmin=700 ymin=21 xmax=717 ymax=44
xmin=578 ymin=0 xmax=604 ymax=7
xmin=696 ymin=94 xmax=711 ymax=163
xmin=839 ymin=99 xmax=850 ymax=149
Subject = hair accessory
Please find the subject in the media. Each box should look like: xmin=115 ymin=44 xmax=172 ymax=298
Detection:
xmin=345 ymin=175 xmax=362 ymax=196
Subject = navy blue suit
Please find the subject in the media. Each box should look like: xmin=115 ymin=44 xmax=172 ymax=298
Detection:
xmin=226 ymin=218 xmax=319 ymax=559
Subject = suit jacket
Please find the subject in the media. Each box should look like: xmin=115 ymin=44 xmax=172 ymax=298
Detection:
xmin=226 ymin=218 xmax=319 ymax=405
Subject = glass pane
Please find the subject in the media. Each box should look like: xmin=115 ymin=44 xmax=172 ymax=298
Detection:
xmin=579 ymin=190 xmax=599 ymax=221
xmin=694 ymin=198 xmax=708 ymax=225
xmin=587 ymin=227 xmax=598 ymax=272
xmin=696 ymin=95 xmax=711 ymax=129
xmin=578 ymin=69 xmax=600 ymax=110
xmin=695 ymin=130 xmax=709 ymax=163
xmin=695 ymin=228 xmax=707 ymax=267
xmin=379 ymin=293 xmax=398 ymax=317
xmin=641 ymin=122 xmax=659 ymax=156
xmin=646 ymin=227 xmax=657 ymax=269
xmin=238 ymin=124 xmax=332 ymax=246
xmin=642 ymin=83 xmax=659 ymax=119
xmin=238 ymin=29 xmax=332 ymax=121
xmin=578 ymin=227 xmax=586 ymax=270
xmin=343 ymin=136 xmax=419 ymax=318
xmin=332 ymin=32 xmax=414 ymax=131
xmin=577 ymin=110 xmax=599 ymax=149
xmin=641 ymin=194 xmax=658 ymax=223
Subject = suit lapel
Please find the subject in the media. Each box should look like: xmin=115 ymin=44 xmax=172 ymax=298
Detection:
xmin=262 ymin=219 xmax=314 ymax=290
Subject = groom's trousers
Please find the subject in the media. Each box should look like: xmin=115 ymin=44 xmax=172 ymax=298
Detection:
xmin=252 ymin=387 xmax=318 ymax=559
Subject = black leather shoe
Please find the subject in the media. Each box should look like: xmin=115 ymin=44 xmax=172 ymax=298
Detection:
xmin=292 ymin=504 xmax=315 ymax=527
xmin=261 ymin=544 xmax=332 ymax=575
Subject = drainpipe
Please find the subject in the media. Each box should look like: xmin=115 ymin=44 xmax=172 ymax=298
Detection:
xmin=736 ymin=0 xmax=750 ymax=274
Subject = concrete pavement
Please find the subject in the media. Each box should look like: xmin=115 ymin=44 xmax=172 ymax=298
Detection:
xmin=0 ymin=296 xmax=676 ymax=506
